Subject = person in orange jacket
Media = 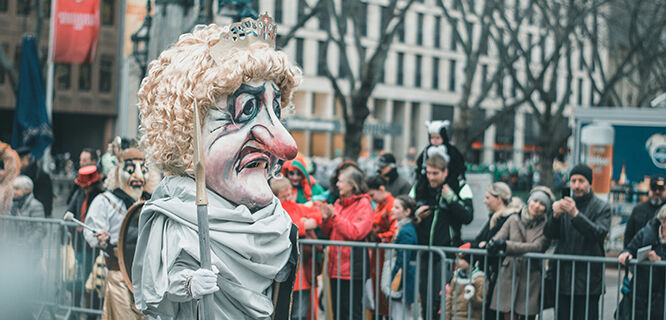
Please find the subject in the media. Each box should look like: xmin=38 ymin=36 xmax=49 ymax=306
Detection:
xmin=271 ymin=177 xmax=322 ymax=320
xmin=366 ymin=175 xmax=397 ymax=317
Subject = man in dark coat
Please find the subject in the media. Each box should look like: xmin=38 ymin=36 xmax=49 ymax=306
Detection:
xmin=413 ymin=155 xmax=474 ymax=320
xmin=624 ymin=174 xmax=665 ymax=248
xmin=618 ymin=205 xmax=666 ymax=320
xmin=376 ymin=152 xmax=412 ymax=197
xmin=545 ymin=164 xmax=611 ymax=320
xmin=17 ymin=146 xmax=53 ymax=217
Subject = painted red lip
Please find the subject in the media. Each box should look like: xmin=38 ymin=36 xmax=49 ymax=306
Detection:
xmin=236 ymin=147 xmax=270 ymax=172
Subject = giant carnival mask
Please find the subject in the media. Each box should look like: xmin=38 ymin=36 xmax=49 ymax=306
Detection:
xmin=137 ymin=13 xmax=301 ymax=211
xmin=202 ymin=80 xmax=297 ymax=209
xmin=118 ymin=148 xmax=148 ymax=201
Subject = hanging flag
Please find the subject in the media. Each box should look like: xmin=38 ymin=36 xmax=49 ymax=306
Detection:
xmin=11 ymin=36 xmax=54 ymax=159
xmin=52 ymin=0 xmax=100 ymax=63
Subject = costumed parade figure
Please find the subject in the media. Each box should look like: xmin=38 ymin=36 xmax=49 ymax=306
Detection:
xmin=0 ymin=142 xmax=20 ymax=215
xmin=84 ymin=142 xmax=152 ymax=320
xmin=132 ymin=13 xmax=301 ymax=320
xmin=413 ymin=120 xmax=467 ymax=206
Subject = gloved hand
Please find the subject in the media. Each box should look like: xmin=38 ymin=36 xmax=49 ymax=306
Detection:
xmin=486 ymin=238 xmax=507 ymax=256
xmin=188 ymin=265 xmax=220 ymax=299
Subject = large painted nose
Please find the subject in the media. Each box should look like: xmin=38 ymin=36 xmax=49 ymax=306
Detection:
xmin=251 ymin=109 xmax=298 ymax=161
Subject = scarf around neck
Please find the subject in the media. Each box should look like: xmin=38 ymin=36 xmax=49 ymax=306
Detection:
xmin=133 ymin=175 xmax=294 ymax=318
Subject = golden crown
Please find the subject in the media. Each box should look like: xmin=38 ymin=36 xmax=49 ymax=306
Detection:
xmin=210 ymin=13 xmax=277 ymax=63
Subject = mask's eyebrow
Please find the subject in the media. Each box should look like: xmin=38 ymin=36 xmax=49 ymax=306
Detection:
xmin=271 ymin=83 xmax=281 ymax=98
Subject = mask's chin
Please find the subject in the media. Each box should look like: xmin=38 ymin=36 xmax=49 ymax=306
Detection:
xmin=230 ymin=168 xmax=273 ymax=212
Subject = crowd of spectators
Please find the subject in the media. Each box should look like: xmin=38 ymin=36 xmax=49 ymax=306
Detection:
xmin=2 ymin=126 xmax=665 ymax=320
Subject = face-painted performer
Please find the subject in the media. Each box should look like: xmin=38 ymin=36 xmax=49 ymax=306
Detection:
xmin=132 ymin=14 xmax=301 ymax=319
xmin=83 ymin=143 xmax=151 ymax=320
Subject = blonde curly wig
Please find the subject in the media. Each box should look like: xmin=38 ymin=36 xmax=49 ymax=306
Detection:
xmin=137 ymin=24 xmax=302 ymax=176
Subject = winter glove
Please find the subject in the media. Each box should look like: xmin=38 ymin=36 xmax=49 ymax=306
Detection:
xmin=486 ymin=238 xmax=507 ymax=256
xmin=187 ymin=265 xmax=220 ymax=299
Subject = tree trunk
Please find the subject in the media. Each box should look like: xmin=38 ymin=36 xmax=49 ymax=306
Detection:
xmin=343 ymin=94 xmax=371 ymax=160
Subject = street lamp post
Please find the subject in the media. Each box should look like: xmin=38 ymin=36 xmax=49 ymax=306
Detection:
xmin=131 ymin=0 xmax=153 ymax=79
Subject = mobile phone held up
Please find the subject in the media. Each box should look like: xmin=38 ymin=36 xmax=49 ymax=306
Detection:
xmin=561 ymin=186 xmax=571 ymax=198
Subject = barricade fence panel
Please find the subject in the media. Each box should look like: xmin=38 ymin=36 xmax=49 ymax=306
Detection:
xmin=0 ymin=215 xmax=103 ymax=319
xmin=2 ymin=216 xmax=665 ymax=320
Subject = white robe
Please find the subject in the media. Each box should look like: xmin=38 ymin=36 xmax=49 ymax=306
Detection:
xmin=132 ymin=176 xmax=294 ymax=319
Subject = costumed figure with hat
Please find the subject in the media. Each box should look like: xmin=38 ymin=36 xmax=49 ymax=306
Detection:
xmin=0 ymin=141 xmax=20 ymax=215
xmin=83 ymin=141 xmax=153 ymax=320
xmin=132 ymin=13 xmax=301 ymax=319
xmin=66 ymin=165 xmax=105 ymax=317
xmin=412 ymin=120 xmax=467 ymax=207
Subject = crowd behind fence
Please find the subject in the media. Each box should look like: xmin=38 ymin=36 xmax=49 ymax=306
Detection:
xmin=1 ymin=215 xmax=665 ymax=320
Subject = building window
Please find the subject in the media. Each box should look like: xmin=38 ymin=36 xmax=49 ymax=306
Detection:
xmin=318 ymin=3 xmax=329 ymax=30
xmin=101 ymin=0 xmax=114 ymax=26
xmin=579 ymin=43 xmax=585 ymax=70
xmin=360 ymin=3 xmax=368 ymax=37
xmin=0 ymin=0 xmax=7 ymax=13
xmin=448 ymin=59 xmax=456 ymax=92
xmin=539 ymin=36 xmax=546 ymax=64
xmin=397 ymin=52 xmax=404 ymax=85
xmin=99 ymin=55 xmax=113 ymax=93
xmin=434 ymin=17 xmax=441 ymax=48
xmin=416 ymin=13 xmax=424 ymax=46
xmin=78 ymin=63 xmax=91 ymax=91
xmin=481 ymin=64 xmax=488 ymax=88
xmin=415 ymin=55 xmax=422 ymax=87
xmin=381 ymin=6 xmax=390 ymax=29
xmin=317 ymin=41 xmax=327 ymax=76
xmin=397 ymin=23 xmax=405 ymax=43
xmin=16 ymin=0 xmax=29 ymax=15
xmin=275 ymin=0 xmax=283 ymax=24
xmin=0 ymin=43 xmax=7 ymax=84
xmin=338 ymin=51 xmax=346 ymax=78
xmin=295 ymin=38 xmax=304 ymax=69
xmin=55 ymin=63 xmax=71 ymax=90
xmin=526 ymin=34 xmax=533 ymax=63
xmin=577 ymin=78 xmax=584 ymax=105
xmin=450 ymin=19 xmax=458 ymax=51
xmin=432 ymin=57 xmax=439 ymax=89
xmin=298 ymin=0 xmax=306 ymax=22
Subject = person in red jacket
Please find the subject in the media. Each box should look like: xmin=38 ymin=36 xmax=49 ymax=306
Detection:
xmin=319 ymin=166 xmax=373 ymax=320
xmin=366 ymin=175 xmax=397 ymax=317
xmin=270 ymin=177 xmax=322 ymax=320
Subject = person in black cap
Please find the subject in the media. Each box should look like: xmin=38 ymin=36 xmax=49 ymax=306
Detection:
xmin=624 ymin=174 xmax=666 ymax=248
xmin=545 ymin=163 xmax=611 ymax=320
xmin=16 ymin=146 xmax=53 ymax=218
xmin=376 ymin=152 xmax=412 ymax=197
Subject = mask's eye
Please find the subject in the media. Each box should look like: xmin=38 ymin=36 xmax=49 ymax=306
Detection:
xmin=273 ymin=96 xmax=281 ymax=120
xmin=236 ymin=98 xmax=259 ymax=123
xmin=123 ymin=161 xmax=135 ymax=174
xmin=140 ymin=163 xmax=148 ymax=175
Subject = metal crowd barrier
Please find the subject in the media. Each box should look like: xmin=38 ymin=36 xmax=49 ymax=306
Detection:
xmin=2 ymin=215 xmax=666 ymax=320
xmin=0 ymin=215 xmax=104 ymax=320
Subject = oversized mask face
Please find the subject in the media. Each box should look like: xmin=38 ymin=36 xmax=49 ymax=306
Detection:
xmin=202 ymin=80 xmax=298 ymax=210
xmin=120 ymin=158 xmax=148 ymax=200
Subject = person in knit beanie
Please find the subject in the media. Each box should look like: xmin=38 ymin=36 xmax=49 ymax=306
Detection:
xmin=545 ymin=163 xmax=611 ymax=320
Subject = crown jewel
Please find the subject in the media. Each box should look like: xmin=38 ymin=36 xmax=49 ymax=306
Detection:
xmin=210 ymin=13 xmax=277 ymax=63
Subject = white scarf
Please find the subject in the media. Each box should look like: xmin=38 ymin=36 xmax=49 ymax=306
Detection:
xmin=133 ymin=176 xmax=293 ymax=319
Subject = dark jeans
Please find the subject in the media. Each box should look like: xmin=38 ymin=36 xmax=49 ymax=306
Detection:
xmin=330 ymin=278 xmax=363 ymax=320
xmin=556 ymin=294 xmax=600 ymax=320
xmin=420 ymin=258 xmax=444 ymax=320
